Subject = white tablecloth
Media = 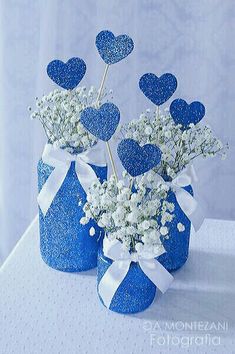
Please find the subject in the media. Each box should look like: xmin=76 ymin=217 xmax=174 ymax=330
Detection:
xmin=0 ymin=217 xmax=235 ymax=354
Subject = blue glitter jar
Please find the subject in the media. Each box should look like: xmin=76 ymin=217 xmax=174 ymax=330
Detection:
xmin=97 ymin=247 xmax=157 ymax=314
xmin=38 ymin=158 xmax=107 ymax=272
xmin=157 ymin=183 xmax=193 ymax=272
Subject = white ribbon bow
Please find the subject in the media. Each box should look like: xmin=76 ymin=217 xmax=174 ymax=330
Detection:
xmin=154 ymin=165 xmax=204 ymax=232
xmin=37 ymin=142 xmax=107 ymax=216
xmin=98 ymin=237 xmax=174 ymax=309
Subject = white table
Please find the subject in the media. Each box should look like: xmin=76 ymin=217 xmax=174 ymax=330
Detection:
xmin=1 ymin=217 xmax=235 ymax=354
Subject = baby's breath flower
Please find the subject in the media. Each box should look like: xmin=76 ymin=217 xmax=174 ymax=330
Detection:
xmin=119 ymin=108 xmax=227 ymax=177
xmin=89 ymin=227 xmax=96 ymax=236
xmin=145 ymin=126 xmax=153 ymax=135
xmin=177 ymin=223 xmax=185 ymax=232
xmin=160 ymin=226 xmax=168 ymax=236
xmin=30 ymin=86 xmax=112 ymax=152
xmin=80 ymin=216 xmax=89 ymax=225
xmin=81 ymin=172 xmax=174 ymax=255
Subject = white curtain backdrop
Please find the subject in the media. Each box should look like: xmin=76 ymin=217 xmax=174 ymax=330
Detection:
xmin=0 ymin=0 xmax=234 ymax=262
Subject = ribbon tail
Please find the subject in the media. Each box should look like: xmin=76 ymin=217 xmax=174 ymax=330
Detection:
xmin=175 ymin=188 xmax=204 ymax=232
xmin=84 ymin=141 xmax=108 ymax=167
xmin=139 ymin=259 xmax=174 ymax=293
xmin=189 ymin=206 xmax=204 ymax=232
xmin=98 ymin=260 xmax=131 ymax=308
xmin=37 ymin=165 xmax=69 ymax=216
xmin=188 ymin=164 xmax=198 ymax=183
xmin=75 ymin=160 xmax=102 ymax=195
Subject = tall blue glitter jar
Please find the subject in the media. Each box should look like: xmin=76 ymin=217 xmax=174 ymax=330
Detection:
xmin=97 ymin=247 xmax=157 ymax=314
xmin=38 ymin=159 xmax=107 ymax=272
xmin=157 ymin=183 xmax=193 ymax=272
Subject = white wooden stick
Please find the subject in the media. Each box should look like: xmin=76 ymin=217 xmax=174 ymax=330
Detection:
xmin=96 ymin=63 xmax=118 ymax=181
xmin=96 ymin=64 xmax=109 ymax=105
xmin=106 ymin=141 xmax=118 ymax=182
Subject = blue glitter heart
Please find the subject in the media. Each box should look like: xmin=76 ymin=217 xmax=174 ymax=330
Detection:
xmin=170 ymin=99 xmax=205 ymax=128
xmin=139 ymin=73 xmax=177 ymax=106
xmin=47 ymin=57 xmax=86 ymax=90
xmin=117 ymin=139 xmax=162 ymax=177
xmin=80 ymin=103 xmax=120 ymax=141
xmin=96 ymin=30 xmax=134 ymax=65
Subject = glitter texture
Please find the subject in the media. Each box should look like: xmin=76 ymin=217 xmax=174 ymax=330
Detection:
xmin=38 ymin=159 xmax=107 ymax=272
xmin=97 ymin=247 xmax=157 ymax=314
xmin=47 ymin=57 xmax=86 ymax=90
xmin=117 ymin=139 xmax=162 ymax=177
xmin=80 ymin=103 xmax=120 ymax=141
xmin=95 ymin=30 xmax=134 ymax=65
xmin=157 ymin=185 xmax=193 ymax=271
xmin=139 ymin=73 xmax=177 ymax=106
xmin=170 ymin=99 xmax=205 ymax=129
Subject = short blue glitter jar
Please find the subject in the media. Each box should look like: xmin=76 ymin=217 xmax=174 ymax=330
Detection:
xmin=38 ymin=159 xmax=107 ymax=272
xmin=97 ymin=247 xmax=157 ymax=314
xmin=157 ymin=184 xmax=193 ymax=272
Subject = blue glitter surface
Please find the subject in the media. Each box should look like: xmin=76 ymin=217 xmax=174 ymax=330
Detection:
xmin=38 ymin=159 xmax=107 ymax=272
xmin=97 ymin=247 xmax=157 ymax=314
xmin=170 ymin=99 xmax=205 ymax=129
xmin=157 ymin=185 xmax=193 ymax=272
xmin=139 ymin=73 xmax=177 ymax=106
xmin=80 ymin=103 xmax=120 ymax=141
xmin=95 ymin=30 xmax=134 ymax=65
xmin=117 ymin=139 xmax=162 ymax=177
xmin=47 ymin=57 xmax=86 ymax=90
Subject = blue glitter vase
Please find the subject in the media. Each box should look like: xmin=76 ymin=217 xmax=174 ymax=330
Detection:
xmin=97 ymin=247 xmax=157 ymax=314
xmin=38 ymin=159 xmax=107 ymax=272
xmin=157 ymin=184 xmax=193 ymax=272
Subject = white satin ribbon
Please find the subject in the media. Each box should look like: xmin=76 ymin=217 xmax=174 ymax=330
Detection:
xmin=37 ymin=142 xmax=107 ymax=216
xmin=154 ymin=165 xmax=204 ymax=232
xmin=98 ymin=237 xmax=174 ymax=309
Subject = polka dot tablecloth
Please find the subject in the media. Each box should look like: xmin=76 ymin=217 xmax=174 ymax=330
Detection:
xmin=0 ymin=216 xmax=235 ymax=354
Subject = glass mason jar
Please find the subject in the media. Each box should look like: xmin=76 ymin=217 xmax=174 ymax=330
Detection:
xmin=38 ymin=158 xmax=107 ymax=272
xmin=157 ymin=182 xmax=193 ymax=272
xmin=97 ymin=247 xmax=157 ymax=314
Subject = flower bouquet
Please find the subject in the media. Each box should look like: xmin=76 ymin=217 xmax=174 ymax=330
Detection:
xmin=30 ymin=71 xmax=110 ymax=271
xmin=29 ymin=28 xmax=227 ymax=314
xmin=81 ymin=170 xmax=176 ymax=313
xmin=119 ymin=75 xmax=227 ymax=271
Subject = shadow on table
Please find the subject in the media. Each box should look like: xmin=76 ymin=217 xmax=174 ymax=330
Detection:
xmin=76 ymin=268 xmax=97 ymax=276
xmin=134 ymin=250 xmax=235 ymax=336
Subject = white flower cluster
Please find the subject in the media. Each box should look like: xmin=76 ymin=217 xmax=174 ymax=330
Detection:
xmin=120 ymin=108 xmax=228 ymax=179
xmin=29 ymin=86 xmax=112 ymax=153
xmin=80 ymin=171 xmax=176 ymax=256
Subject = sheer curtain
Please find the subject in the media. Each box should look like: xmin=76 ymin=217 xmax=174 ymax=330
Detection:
xmin=0 ymin=0 xmax=234 ymax=262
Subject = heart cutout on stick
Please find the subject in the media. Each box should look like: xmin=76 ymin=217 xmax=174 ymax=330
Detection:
xmin=139 ymin=73 xmax=177 ymax=106
xmin=47 ymin=57 xmax=86 ymax=90
xmin=80 ymin=103 xmax=120 ymax=141
xmin=117 ymin=139 xmax=162 ymax=177
xmin=170 ymin=99 xmax=205 ymax=129
xmin=96 ymin=30 xmax=134 ymax=65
